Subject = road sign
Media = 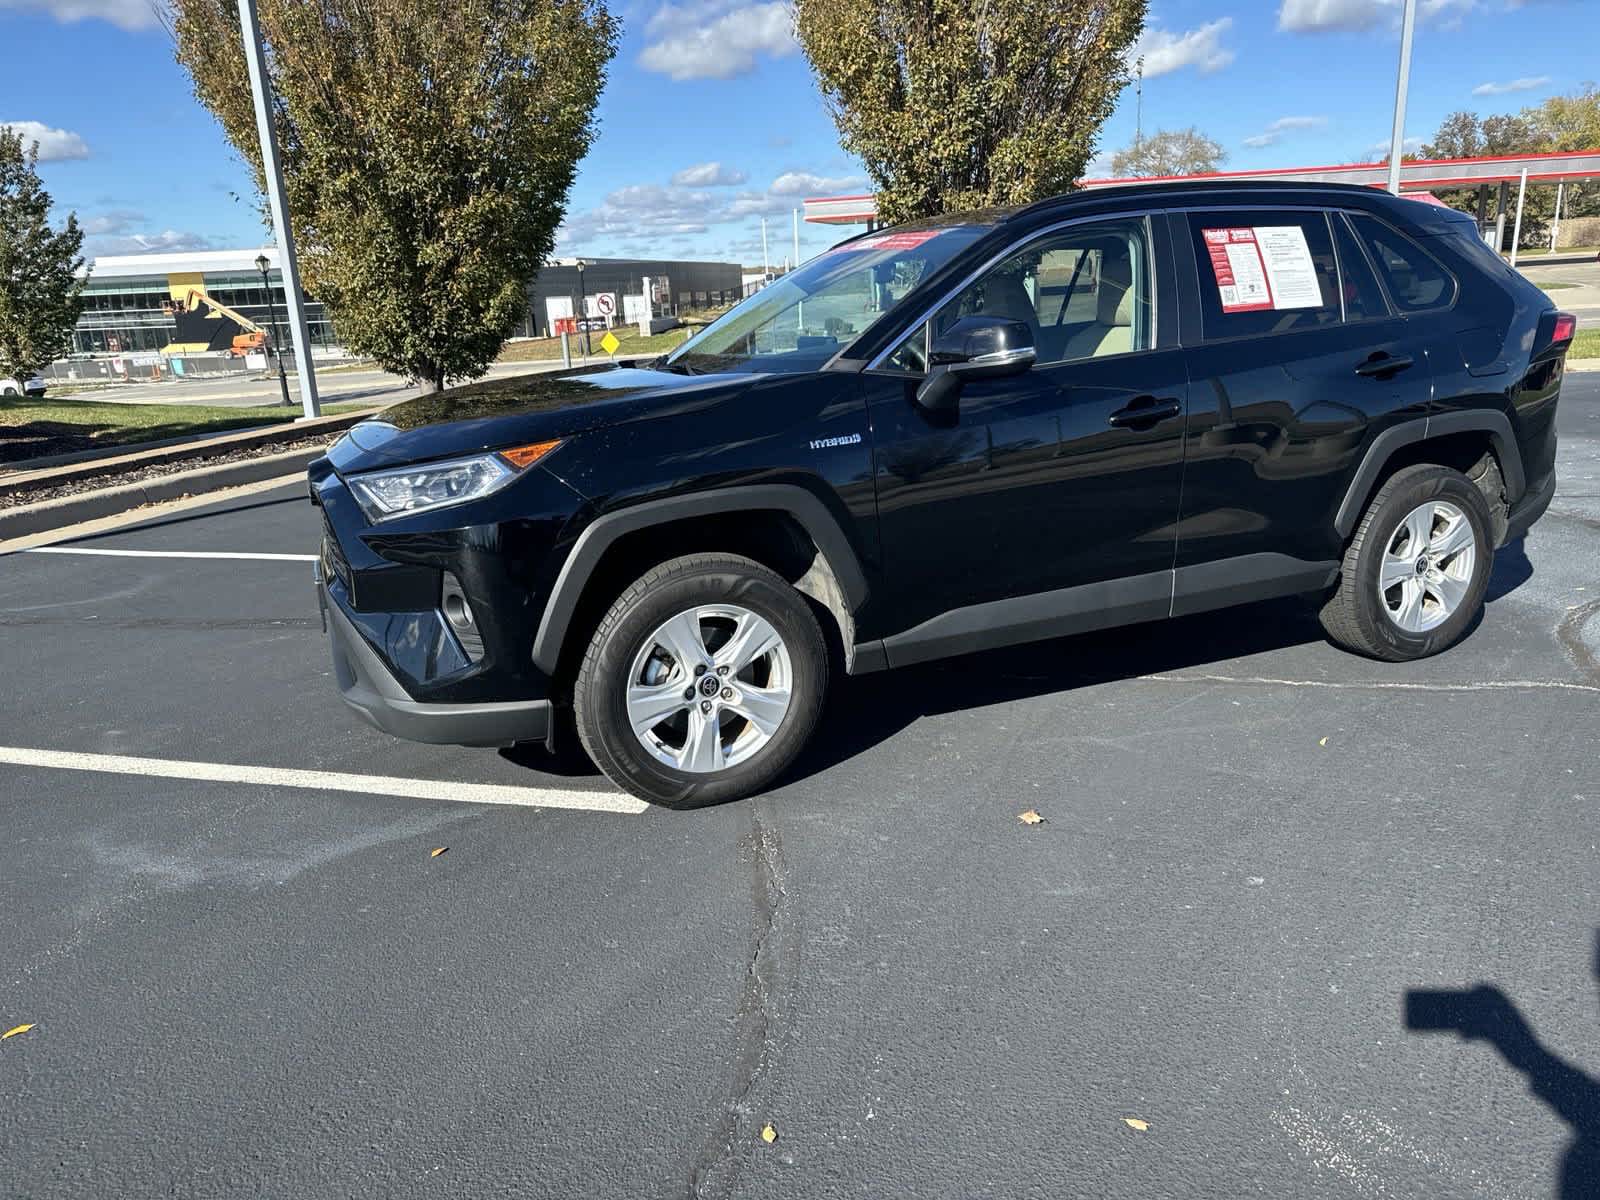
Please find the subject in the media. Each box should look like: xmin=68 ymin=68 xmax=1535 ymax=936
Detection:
xmin=599 ymin=330 xmax=621 ymax=356
xmin=595 ymin=293 xmax=616 ymax=317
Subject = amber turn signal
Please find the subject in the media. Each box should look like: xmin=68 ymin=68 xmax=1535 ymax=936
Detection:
xmin=497 ymin=439 xmax=563 ymax=469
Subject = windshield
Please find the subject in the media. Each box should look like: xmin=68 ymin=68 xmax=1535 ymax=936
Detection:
xmin=664 ymin=225 xmax=992 ymax=373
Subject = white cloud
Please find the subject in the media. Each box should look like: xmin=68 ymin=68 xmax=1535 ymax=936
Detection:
xmin=2 ymin=120 xmax=89 ymax=162
xmin=670 ymin=161 xmax=748 ymax=187
xmin=639 ymin=1 xmax=796 ymax=81
xmin=81 ymin=209 xmax=146 ymax=236
xmin=1131 ymin=19 xmax=1234 ymax=78
xmin=1278 ymin=0 xmax=1474 ymax=33
xmin=1241 ymin=115 xmax=1329 ymax=148
xmin=768 ymin=171 xmax=865 ymax=196
xmin=85 ymin=229 xmax=218 ymax=258
xmin=0 ymin=0 xmax=159 ymax=31
xmin=556 ymin=167 xmax=865 ymax=256
xmin=1472 ymin=75 xmax=1551 ymax=96
xmin=1363 ymin=135 xmax=1426 ymax=160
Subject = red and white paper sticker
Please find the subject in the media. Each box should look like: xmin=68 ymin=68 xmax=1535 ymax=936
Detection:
xmin=848 ymin=229 xmax=943 ymax=252
xmin=1202 ymin=225 xmax=1322 ymax=312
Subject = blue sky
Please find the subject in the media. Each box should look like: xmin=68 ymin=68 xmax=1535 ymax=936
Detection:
xmin=2 ymin=0 xmax=1595 ymax=268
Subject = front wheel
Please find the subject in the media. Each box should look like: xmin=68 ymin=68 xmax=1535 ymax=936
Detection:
xmin=1320 ymin=463 xmax=1494 ymax=661
xmin=573 ymin=553 xmax=828 ymax=807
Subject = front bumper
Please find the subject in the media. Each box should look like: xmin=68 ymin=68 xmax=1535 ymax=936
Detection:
xmin=318 ymin=567 xmax=550 ymax=748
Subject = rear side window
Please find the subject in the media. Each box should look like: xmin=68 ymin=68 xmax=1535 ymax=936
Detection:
xmin=1187 ymin=210 xmax=1341 ymax=340
xmin=1348 ymin=213 xmax=1456 ymax=312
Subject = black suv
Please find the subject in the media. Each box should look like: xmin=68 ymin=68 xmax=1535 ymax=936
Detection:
xmin=310 ymin=181 xmax=1574 ymax=805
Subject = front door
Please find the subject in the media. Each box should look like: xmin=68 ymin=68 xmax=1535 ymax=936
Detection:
xmin=861 ymin=215 xmax=1189 ymax=663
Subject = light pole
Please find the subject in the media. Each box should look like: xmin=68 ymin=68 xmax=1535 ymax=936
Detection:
xmin=239 ymin=0 xmax=320 ymax=417
xmin=575 ymin=259 xmax=591 ymax=357
xmin=1385 ymin=0 xmax=1418 ymax=195
xmin=256 ymin=253 xmax=292 ymax=408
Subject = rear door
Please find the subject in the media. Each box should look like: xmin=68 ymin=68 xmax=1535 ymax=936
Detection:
xmin=1169 ymin=206 xmax=1435 ymax=611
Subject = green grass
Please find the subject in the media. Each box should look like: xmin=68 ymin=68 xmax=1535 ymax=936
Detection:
xmin=496 ymin=327 xmax=693 ymax=363
xmin=1569 ymin=328 xmax=1600 ymax=360
xmin=1538 ymin=281 xmax=1580 ymax=291
xmin=1513 ymin=246 xmax=1599 ymax=259
xmin=1 ymin=396 xmax=372 ymax=466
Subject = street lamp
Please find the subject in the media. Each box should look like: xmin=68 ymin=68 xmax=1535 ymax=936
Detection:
xmin=575 ymin=258 xmax=591 ymax=357
xmin=255 ymin=253 xmax=292 ymax=408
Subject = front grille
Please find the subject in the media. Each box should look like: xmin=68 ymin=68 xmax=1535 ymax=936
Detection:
xmin=321 ymin=515 xmax=350 ymax=589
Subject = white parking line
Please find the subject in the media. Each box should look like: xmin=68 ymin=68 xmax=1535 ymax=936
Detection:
xmin=0 ymin=746 xmax=648 ymax=814
xmin=22 ymin=547 xmax=317 ymax=562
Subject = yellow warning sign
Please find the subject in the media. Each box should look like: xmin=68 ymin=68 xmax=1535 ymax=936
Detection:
xmin=599 ymin=330 xmax=621 ymax=356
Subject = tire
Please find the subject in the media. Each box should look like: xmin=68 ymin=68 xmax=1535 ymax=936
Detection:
xmin=1320 ymin=463 xmax=1494 ymax=661
xmin=573 ymin=553 xmax=828 ymax=807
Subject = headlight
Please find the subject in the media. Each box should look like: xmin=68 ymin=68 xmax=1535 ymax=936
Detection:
xmin=347 ymin=441 xmax=561 ymax=522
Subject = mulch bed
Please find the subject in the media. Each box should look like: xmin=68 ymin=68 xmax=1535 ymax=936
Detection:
xmin=0 ymin=435 xmax=337 ymax=510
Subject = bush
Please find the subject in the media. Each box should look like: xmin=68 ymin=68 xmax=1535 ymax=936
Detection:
xmin=1556 ymin=215 xmax=1600 ymax=249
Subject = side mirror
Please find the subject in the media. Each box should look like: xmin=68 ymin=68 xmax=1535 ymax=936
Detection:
xmin=915 ymin=315 xmax=1036 ymax=412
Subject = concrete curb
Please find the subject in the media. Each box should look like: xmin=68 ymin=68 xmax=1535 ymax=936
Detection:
xmin=1 ymin=406 xmax=380 ymax=495
xmin=0 ymin=446 xmax=321 ymax=544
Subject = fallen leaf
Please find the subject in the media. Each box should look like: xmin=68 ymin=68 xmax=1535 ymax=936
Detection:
xmin=1318 ymin=737 xmax=1328 ymax=747
xmin=2 ymin=1023 xmax=35 ymax=1040
xmin=760 ymin=1122 xmax=778 ymax=1144
xmin=1122 ymin=1117 xmax=1149 ymax=1132
xmin=1018 ymin=810 xmax=1045 ymax=825
xmin=430 ymin=847 xmax=448 ymax=858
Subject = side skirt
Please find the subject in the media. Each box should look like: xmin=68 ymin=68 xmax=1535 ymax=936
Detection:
xmin=855 ymin=552 xmax=1338 ymax=672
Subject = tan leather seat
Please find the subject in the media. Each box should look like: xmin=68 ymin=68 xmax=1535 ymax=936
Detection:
xmin=1059 ymin=249 xmax=1135 ymax=361
xmin=976 ymin=272 xmax=1041 ymax=344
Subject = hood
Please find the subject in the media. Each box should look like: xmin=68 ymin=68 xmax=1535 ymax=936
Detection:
xmin=324 ymin=365 xmax=754 ymax=475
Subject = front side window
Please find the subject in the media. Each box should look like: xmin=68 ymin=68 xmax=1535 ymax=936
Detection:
xmin=883 ymin=218 xmax=1154 ymax=370
xmin=1348 ymin=213 xmax=1455 ymax=312
xmin=666 ymin=225 xmax=993 ymax=374
xmin=1188 ymin=209 xmax=1341 ymax=340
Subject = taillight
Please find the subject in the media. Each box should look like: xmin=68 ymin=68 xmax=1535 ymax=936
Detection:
xmin=1552 ymin=312 xmax=1577 ymax=345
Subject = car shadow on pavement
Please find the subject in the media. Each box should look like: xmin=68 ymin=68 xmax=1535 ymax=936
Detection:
xmin=788 ymin=539 xmax=1536 ymax=787
xmin=1403 ymin=933 xmax=1599 ymax=1199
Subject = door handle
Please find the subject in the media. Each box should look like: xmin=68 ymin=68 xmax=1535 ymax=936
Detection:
xmin=1355 ymin=352 xmax=1415 ymax=378
xmin=1108 ymin=396 xmax=1182 ymax=428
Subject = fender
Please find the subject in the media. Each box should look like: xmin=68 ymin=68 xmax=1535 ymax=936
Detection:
xmin=1333 ymin=410 xmax=1525 ymax=540
xmin=531 ymin=483 xmax=870 ymax=675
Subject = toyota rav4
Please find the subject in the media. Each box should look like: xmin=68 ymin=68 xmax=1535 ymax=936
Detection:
xmin=309 ymin=181 xmax=1573 ymax=806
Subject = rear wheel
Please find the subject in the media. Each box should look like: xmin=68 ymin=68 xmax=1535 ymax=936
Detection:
xmin=1320 ymin=463 xmax=1493 ymax=661
xmin=573 ymin=553 xmax=827 ymax=807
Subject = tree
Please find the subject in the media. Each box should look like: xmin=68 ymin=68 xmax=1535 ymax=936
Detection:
xmin=1420 ymin=87 xmax=1600 ymax=248
xmin=0 ymin=127 xmax=85 ymax=390
xmin=1109 ymin=126 xmax=1225 ymax=178
xmin=794 ymin=0 xmax=1146 ymax=224
xmin=169 ymin=0 xmax=617 ymax=391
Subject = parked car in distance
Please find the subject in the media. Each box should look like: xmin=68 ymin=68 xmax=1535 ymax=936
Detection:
xmin=310 ymin=181 xmax=1574 ymax=806
xmin=0 ymin=374 xmax=47 ymax=398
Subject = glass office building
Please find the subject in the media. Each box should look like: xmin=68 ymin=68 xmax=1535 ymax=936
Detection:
xmin=72 ymin=249 xmax=336 ymax=356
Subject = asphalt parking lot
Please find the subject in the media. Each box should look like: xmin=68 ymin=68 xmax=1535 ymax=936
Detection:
xmin=3 ymin=375 xmax=1598 ymax=1198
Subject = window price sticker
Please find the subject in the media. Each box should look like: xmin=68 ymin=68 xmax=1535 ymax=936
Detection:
xmin=1202 ymin=225 xmax=1321 ymax=312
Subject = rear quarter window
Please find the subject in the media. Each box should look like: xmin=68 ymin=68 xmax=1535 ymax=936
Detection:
xmin=1348 ymin=213 xmax=1457 ymax=312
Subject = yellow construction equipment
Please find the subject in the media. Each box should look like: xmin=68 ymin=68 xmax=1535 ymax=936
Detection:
xmin=161 ymin=288 xmax=269 ymax=356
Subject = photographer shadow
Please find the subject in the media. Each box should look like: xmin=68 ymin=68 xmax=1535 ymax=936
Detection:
xmin=1405 ymin=934 xmax=1600 ymax=1198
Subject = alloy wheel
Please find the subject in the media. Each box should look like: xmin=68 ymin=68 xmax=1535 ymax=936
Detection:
xmin=624 ymin=604 xmax=793 ymax=773
xmin=1377 ymin=499 xmax=1477 ymax=633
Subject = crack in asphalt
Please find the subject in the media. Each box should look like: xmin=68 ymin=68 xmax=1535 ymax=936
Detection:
xmin=1555 ymin=596 xmax=1600 ymax=685
xmin=0 ymin=616 xmax=318 ymax=630
xmin=689 ymin=810 xmax=791 ymax=1199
